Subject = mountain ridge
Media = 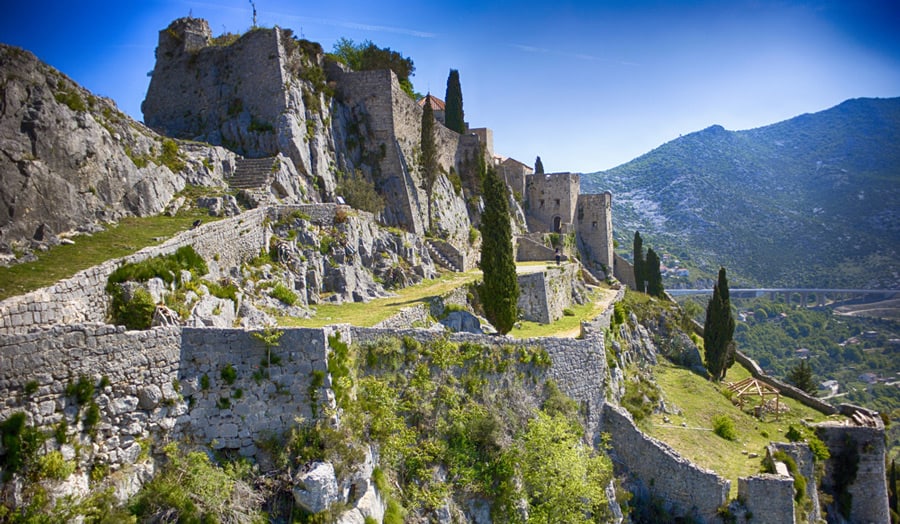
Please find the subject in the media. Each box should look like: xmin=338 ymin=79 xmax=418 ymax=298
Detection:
xmin=582 ymin=96 xmax=900 ymax=289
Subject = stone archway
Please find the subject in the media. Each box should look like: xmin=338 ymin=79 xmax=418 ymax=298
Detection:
xmin=553 ymin=216 xmax=561 ymax=233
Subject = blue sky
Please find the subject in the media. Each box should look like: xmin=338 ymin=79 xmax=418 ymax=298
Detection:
xmin=2 ymin=1 xmax=899 ymax=172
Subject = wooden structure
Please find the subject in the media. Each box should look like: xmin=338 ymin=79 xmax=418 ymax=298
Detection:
xmin=727 ymin=378 xmax=782 ymax=420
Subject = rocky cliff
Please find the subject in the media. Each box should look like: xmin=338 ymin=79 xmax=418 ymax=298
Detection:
xmin=0 ymin=44 xmax=235 ymax=252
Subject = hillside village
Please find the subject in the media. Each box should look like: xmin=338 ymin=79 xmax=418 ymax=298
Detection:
xmin=0 ymin=17 xmax=893 ymax=523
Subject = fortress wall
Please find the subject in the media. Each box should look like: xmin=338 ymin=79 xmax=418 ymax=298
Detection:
xmin=613 ymin=253 xmax=636 ymax=289
xmin=350 ymin=328 xmax=609 ymax=438
xmin=576 ymin=192 xmax=613 ymax=272
xmin=815 ymin=422 xmax=890 ymax=524
xmin=143 ymin=20 xmax=287 ymax=140
xmin=0 ymin=208 xmax=269 ymax=336
xmin=738 ymin=474 xmax=795 ymax=523
xmin=602 ymin=403 xmax=730 ymax=523
xmin=176 ymin=327 xmax=342 ymax=457
xmin=0 ymin=324 xmax=342 ymax=473
xmin=0 ymin=324 xmax=185 ymax=476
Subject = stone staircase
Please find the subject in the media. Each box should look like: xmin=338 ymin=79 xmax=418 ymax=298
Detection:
xmin=426 ymin=240 xmax=461 ymax=272
xmin=228 ymin=157 xmax=276 ymax=189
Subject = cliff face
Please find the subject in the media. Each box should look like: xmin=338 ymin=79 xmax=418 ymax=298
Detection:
xmin=0 ymin=44 xmax=234 ymax=249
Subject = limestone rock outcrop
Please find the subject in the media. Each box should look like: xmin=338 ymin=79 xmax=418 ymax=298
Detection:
xmin=0 ymin=44 xmax=236 ymax=250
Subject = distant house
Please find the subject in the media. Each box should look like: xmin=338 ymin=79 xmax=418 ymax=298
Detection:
xmin=795 ymin=348 xmax=811 ymax=359
xmin=819 ymin=380 xmax=839 ymax=395
xmin=858 ymin=372 xmax=879 ymax=384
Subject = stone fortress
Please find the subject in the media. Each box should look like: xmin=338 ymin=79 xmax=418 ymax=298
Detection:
xmin=0 ymin=16 xmax=892 ymax=524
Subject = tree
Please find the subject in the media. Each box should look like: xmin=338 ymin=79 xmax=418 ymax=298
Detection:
xmin=534 ymin=156 xmax=544 ymax=175
xmin=646 ymin=247 xmax=664 ymax=297
xmin=787 ymin=360 xmax=816 ymax=394
xmin=632 ymin=231 xmax=645 ymax=292
xmin=479 ymin=165 xmax=519 ymax=334
xmin=420 ymin=98 xmax=439 ymax=233
xmin=444 ymin=69 xmax=465 ymax=134
xmin=704 ymin=267 xmax=736 ymax=381
xmin=329 ymin=38 xmax=417 ymax=98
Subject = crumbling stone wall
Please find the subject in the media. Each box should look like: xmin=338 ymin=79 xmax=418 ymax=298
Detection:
xmin=738 ymin=474 xmax=795 ymax=523
xmin=0 ymin=208 xmax=270 ymax=335
xmin=815 ymin=421 xmax=890 ymax=524
xmin=602 ymin=403 xmax=730 ymax=523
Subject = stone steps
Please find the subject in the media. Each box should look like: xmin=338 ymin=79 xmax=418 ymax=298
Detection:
xmin=426 ymin=240 xmax=461 ymax=272
xmin=229 ymin=158 xmax=276 ymax=189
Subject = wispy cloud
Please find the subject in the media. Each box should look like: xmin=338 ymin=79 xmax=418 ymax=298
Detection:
xmin=269 ymin=11 xmax=437 ymax=38
xmin=510 ymin=43 xmax=639 ymax=66
xmin=184 ymin=2 xmax=437 ymax=38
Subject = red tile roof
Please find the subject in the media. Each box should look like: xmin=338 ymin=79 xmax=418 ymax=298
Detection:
xmin=418 ymin=94 xmax=446 ymax=111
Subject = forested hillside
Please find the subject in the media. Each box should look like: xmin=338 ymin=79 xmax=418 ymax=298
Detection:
xmin=583 ymin=97 xmax=900 ymax=289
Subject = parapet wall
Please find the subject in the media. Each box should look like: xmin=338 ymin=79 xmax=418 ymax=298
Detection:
xmin=0 ymin=208 xmax=270 ymax=336
xmin=602 ymin=403 xmax=730 ymax=523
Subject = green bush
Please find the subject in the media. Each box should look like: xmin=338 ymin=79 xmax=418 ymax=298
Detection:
xmin=712 ymin=414 xmax=737 ymax=441
xmin=1 ymin=412 xmax=46 ymax=480
xmin=37 ymin=450 xmax=75 ymax=480
xmin=66 ymin=375 xmax=95 ymax=405
xmin=221 ymin=364 xmax=237 ymax=385
xmin=107 ymin=246 xmax=208 ymax=289
xmin=110 ymin=287 xmax=156 ymax=330
xmin=270 ymin=283 xmax=298 ymax=306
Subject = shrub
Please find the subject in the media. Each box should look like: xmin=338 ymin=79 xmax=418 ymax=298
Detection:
xmin=66 ymin=375 xmax=95 ymax=405
xmin=110 ymin=286 xmax=156 ymax=330
xmin=37 ymin=450 xmax=75 ymax=480
xmin=785 ymin=425 xmax=803 ymax=442
xmin=24 ymin=380 xmax=39 ymax=395
xmin=1 ymin=412 xmax=46 ymax=479
xmin=220 ymin=364 xmax=237 ymax=385
xmin=158 ymin=138 xmax=185 ymax=172
xmin=712 ymin=414 xmax=737 ymax=441
xmin=270 ymin=283 xmax=298 ymax=306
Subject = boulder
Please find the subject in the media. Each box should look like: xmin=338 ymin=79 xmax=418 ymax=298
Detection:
xmin=440 ymin=310 xmax=483 ymax=334
xmin=293 ymin=462 xmax=340 ymax=514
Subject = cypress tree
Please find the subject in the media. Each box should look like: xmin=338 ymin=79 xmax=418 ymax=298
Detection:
xmin=890 ymin=459 xmax=897 ymax=516
xmin=535 ymin=156 xmax=544 ymax=175
xmin=479 ymin=165 xmax=519 ymax=334
xmin=704 ymin=267 xmax=736 ymax=381
xmin=633 ymin=231 xmax=645 ymax=292
xmin=444 ymin=69 xmax=465 ymax=134
xmin=646 ymin=248 xmax=664 ymax=297
xmin=420 ymin=97 xmax=439 ymax=233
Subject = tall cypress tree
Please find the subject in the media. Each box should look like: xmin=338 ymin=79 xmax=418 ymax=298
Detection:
xmin=444 ymin=69 xmax=465 ymax=134
xmin=704 ymin=267 xmax=736 ymax=381
xmin=420 ymin=97 xmax=439 ymax=233
xmin=479 ymin=165 xmax=519 ymax=334
xmin=633 ymin=231 xmax=645 ymax=293
xmin=646 ymin=248 xmax=664 ymax=297
xmin=534 ymin=156 xmax=544 ymax=175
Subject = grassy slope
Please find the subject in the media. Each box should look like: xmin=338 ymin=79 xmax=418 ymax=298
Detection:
xmin=647 ymin=360 xmax=832 ymax=497
xmin=0 ymin=209 xmax=213 ymax=301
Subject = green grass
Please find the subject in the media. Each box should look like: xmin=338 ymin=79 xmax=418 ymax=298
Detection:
xmin=280 ymin=270 xmax=481 ymax=328
xmin=510 ymin=287 xmax=617 ymax=339
xmin=0 ymin=209 xmax=213 ymax=301
xmin=645 ymin=361 xmax=834 ymax=497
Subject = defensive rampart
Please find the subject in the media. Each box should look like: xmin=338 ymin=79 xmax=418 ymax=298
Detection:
xmin=603 ymin=404 xmax=730 ymax=523
xmin=0 ymin=208 xmax=270 ymax=336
